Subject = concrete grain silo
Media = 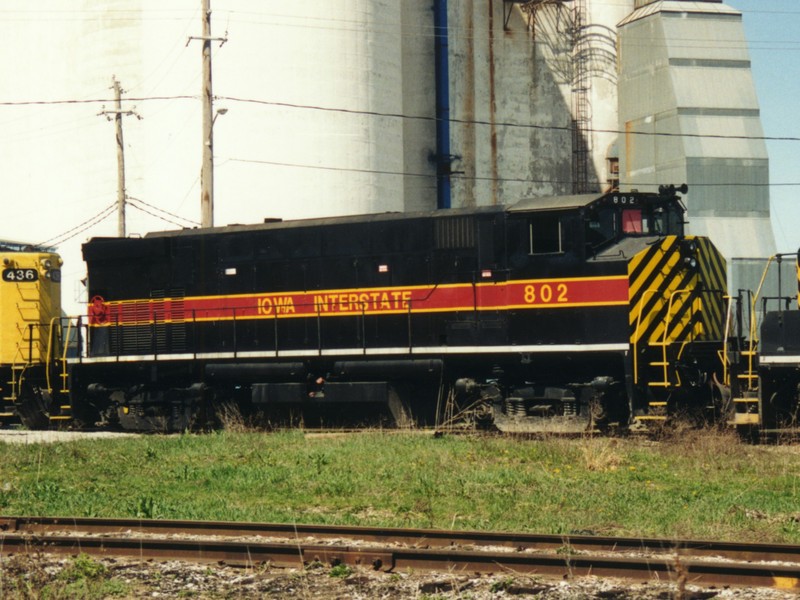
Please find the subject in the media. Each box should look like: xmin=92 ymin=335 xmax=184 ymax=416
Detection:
xmin=213 ymin=1 xmax=433 ymax=218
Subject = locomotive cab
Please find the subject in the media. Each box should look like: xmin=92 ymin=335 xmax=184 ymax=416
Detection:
xmin=507 ymin=188 xmax=687 ymax=270
xmin=495 ymin=188 xmax=726 ymax=431
xmin=584 ymin=194 xmax=685 ymax=256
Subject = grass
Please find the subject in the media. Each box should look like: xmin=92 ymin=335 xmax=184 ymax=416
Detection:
xmin=0 ymin=553 xmax=130 ymax=599
xmin=0 ymin=429 xmax=799 ymax=543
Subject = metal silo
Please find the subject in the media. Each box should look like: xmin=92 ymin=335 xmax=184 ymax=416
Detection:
xmin=617 ymin=0 xmax=777 ymax=292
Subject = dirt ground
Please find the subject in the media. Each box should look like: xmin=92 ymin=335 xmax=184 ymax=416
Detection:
xmin=0 ymin=429 xmax=137 ymax=445
xmin=1 ymin=553 xmax=798 ymax=599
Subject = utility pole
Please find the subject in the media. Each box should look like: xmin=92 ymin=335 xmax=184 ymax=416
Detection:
xmin=98 ymin=76 xmax=141 ymax=237
xmin=188 ymin=0 xmax=227 ymax=228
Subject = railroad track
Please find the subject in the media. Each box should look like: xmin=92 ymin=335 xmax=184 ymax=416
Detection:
xmin=2 ymin=516 xmax=799 ymax=591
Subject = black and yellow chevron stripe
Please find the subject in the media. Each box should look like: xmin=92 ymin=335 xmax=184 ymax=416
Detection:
xmin=628 ymin=236 xmax=726 ymax=346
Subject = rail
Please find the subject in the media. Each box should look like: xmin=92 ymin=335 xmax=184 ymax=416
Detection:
xmin=2 ymin=517 xmax=799 ymax=590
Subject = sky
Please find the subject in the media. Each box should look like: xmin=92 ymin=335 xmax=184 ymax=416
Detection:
xmin=727 ymin=0 xmax=800 ymax=254
xmin=0 ymin=1 xmax=797 ymax=315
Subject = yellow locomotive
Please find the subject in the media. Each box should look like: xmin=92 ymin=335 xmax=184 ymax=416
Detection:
xmin=0 ymin=242 xmax=69 ymax=428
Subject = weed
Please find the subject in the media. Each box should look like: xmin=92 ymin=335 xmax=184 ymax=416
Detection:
xmin=134 ymin=495 xmax=158 ymax=519
xmin=58 ymin=553 xmax=107 ymax=582
xmin=309 ymin=451 xmax=330 ymax=475
xmin=489 ymin=577 xmax=516 ymax=592
xmin=579 ymin=438 xmax=624 ymax=472
xmin=216 ymin=402 xmax=250 ymax=433
xmin=0 ymin=553 xmax=129 ymax=599
xmin=329 ymin=564 xmax=352 ymax=578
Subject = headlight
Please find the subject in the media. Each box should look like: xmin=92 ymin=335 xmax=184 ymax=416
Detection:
xmin=679 ymin=239 xmax=699 ymax=272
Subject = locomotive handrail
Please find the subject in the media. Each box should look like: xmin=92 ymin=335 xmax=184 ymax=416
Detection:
xmin=192 ymin=309 xmax=198 ymax=359
xmin=232 ymin=307 xmax=238 ymax=358
xmin=721 ymin=294 xmax=734 ymax=388
xmin=634 ymin=286 xmax=720 ymax=388
xmin=273 ymin=309 xmax=279 ymax=356
xmin=115 ymin=312 xmax=121 ymax=360
xmin=82 ymin=292 xmax=434 ymax=359
xmin=80 ymin=315 xmax=88 ymax=360
xmin=665 ymin=287 xmax=730 ymax=387
xmin=151 ymin=312 xmax=157 ymax=360
xmin=315 ymin=301 xmax=321 ymax=356
xmin=660 ymin=288 xmax=696 ymax=388
xmin=737 ymin=254 xmax=782 ymax=393
xmin=359 ymin=301 xmax=366 ymax=355
xmin=632 ymin=288 xmax=661 ymax=385
xmin=28 ymin=323 xmax=34 ymax=367
xmin=407 ymin=300 xmax=413 ymax=354
xmin=57 ymin=316 xmax=76 ymax=391
xmin=45 ymin=316 xmax=59 ymax=394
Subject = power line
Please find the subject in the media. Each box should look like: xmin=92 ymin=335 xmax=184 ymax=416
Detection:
xmin=3 ymin=5 xmax=800 ymax=50
xmin=216 ymin=95 xmax=800 ymax=143
xmin=2 ymin=92 xmax=795 ymax=143
xmin=37 ymin=197 xmax=198 ymax=250
xmin=38 ymin=203 xmax=117 ymax=248
xmin=0 ymin=96 xmax=196 ymax=107
xmin=228 ymin=156 xmax=800 ymax=189
xmin=228 ymin=157 xmax=435 ymax=180
xmin=127 ymin=199 xmax=197 ymax=229
xmin=127 ymin=196 xmax=200 ymax=227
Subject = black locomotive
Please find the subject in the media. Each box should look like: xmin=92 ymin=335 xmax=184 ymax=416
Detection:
xmin=729 ymin=253 xmax=800 ymax=436
xmin=66 ymin=186 xmax=728 ymax=432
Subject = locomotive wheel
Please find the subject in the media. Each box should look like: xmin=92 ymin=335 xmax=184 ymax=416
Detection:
xmin=473 ymin=401 xmax=495 ymax=428
xmin=16 ymin=384 xmax=52 ymax=430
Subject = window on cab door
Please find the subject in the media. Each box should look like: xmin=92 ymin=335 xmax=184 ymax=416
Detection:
xmin=529 ymin=214 xmax=563 ymax=254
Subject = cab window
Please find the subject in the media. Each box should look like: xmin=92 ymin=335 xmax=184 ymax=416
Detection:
xmin=622 ymin=209 xmax=642 ymax=233
xmin=648 ymin=206 xmax=684 ymax=236
xmin=586 ymin=209 xmax=617 ymax=248
xmin=529 ymin=215 xmax=563 ymax=254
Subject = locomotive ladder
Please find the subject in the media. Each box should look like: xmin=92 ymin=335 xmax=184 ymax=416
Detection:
xmin=1 ymin=331 xmax=37 ymax=424
xmin=47 ymin=316 xmax=72 ymax=423
xmin=730 ymin=347 xmax=760 ymax=426
xmin=1 ymin=319 xmax=73 ymax=425
xmin=0 ymin=365 xmax=26 ymax=423
xmin=725 ymin=289 xmax=761 ymax=427
xmin=634 ymin=289 xmax=700 ymax=423
xmin=4 ymin=321 xmax=40 ymax=403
